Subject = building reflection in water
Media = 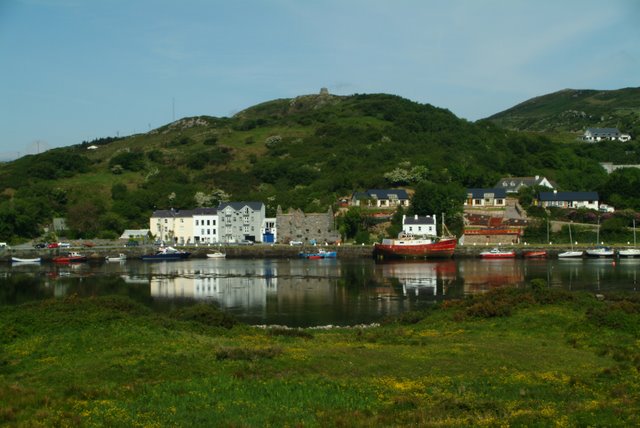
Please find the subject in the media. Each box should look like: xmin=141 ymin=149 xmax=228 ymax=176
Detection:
xmin=150 ymin=260 xmax=278 ymax=310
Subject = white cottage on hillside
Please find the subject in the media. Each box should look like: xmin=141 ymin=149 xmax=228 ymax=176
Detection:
xmin=402 ymin=215 xmax=437 ymax=238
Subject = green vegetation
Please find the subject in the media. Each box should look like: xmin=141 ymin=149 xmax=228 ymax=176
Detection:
xmin=1 ymin=90 xmax=639 ymax=242
xmin=1 ymin=289 xmax=639 ymax=426
xmin=488 ymin=87 xmax=640 ymax=135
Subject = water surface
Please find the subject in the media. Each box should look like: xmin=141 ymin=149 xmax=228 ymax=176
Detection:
xmin=1 ymin=258 xmax=638 ymax=326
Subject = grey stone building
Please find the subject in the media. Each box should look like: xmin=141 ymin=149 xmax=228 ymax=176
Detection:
xmin=276 ymin=206 xmax=340 ymax=244
xmin=218 ymin=202 xmax=265 ymax=243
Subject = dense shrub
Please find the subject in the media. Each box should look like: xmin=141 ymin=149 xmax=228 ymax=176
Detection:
xmin=171 ymin=304 xmax=237 ymax=329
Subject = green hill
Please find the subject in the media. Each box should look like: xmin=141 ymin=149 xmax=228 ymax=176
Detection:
xmin=487 ymin=87 xmax=640 ymax=135
xmin=0 ymin=91 xmax=631 ymax=241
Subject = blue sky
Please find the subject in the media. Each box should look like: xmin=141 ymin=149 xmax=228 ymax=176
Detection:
xmin=1 ymin=0 xmax=638 ymax=160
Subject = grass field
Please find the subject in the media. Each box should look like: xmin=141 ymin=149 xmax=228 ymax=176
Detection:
xmin=1 ymin=287 xmax=638 ymax=426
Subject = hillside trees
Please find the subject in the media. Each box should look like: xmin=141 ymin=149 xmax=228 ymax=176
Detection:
xmin=599 ymin=168 xmax=640 ymax=210
xmin=409 ymin=181 xmax=466 ymax=235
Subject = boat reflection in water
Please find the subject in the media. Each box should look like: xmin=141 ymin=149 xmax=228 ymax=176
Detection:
xmin=459 ymin=259 xmax=524 ymax=294
xmin=377 ymin=260 xmax=457 ymax=298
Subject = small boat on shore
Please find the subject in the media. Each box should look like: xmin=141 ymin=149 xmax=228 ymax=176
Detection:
xmin=11 ymin=257 xmax=42 ymax=263
xmin=53 ymin=252 xmax=87 ymax=263
xmin=619 ymin=219 xmax=640 ymax=258
xmin=106 ymin=253 xmax=127 ymax=262
xmin=206 ymin=252 xmax=226 ymax=259
xmin=558 ymin=223 xmax=583 ymax=258
xmin=299 ymin=249 xmax=337 ymax=259
xmin=585 ymin=246 xmax=615 ymax=258
xmin=558 ymin=250 xmax=584 ymax=259
xmin=479 ymin=248 xmax=516 ymax=259
xmin=141 ymin=246 xmax=190 ymax=261
xmin=523 ymin=250 xmax=547 ymax=258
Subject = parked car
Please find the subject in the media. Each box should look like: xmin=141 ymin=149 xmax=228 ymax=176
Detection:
xmin=238 ymin=240 xmax=254 ymax=245
xmin=289 ymin=240 xmax=303 ymax=246
xmin=125 ymin=240 xmax=139 ymax=247
xmin=34 ymin=243 xmax=47 ymax=249
xmin=59 ymin=242 xmax=71 ymax=248
xmin=47 ymin=242 xmax=59 ymax=249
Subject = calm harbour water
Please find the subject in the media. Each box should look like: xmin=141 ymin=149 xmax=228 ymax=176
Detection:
xmin=1 ymin=258 xmax=638 ymax=327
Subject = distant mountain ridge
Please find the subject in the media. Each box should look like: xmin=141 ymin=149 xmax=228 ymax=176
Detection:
xmin=487 ymin=87 xmax=640 ymax=136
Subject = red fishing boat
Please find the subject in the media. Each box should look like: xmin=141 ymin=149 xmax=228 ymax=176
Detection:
xmin=479 ymin=248 xmax=516 ymax=259
xmin=375 ymin=214 xmax=457 ymax=259
xmin=523 ymin=250 xmax=547 ymax=258
xmin=52 ymin=252 xmax=88 ymax=263
xmin=374 ymin=236 xmax=457 ymax=259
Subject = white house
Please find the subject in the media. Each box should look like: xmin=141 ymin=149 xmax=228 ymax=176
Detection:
xmin=192 ymin=208 xmax=219 ymax=244
xmin=537 ymin=191 xmax=599 ymax=210
xmin=583 ymin=128 xmax=631 ymax=142
xmin=402 ymin=214 xmax=437 ymax=238
xmin=495 ymin=175 xmax=555 ymax=194
xmin=464 ymin=188 xmax=507 ymax=208
xmin=351 ymin=189 xmax=410 ymax=208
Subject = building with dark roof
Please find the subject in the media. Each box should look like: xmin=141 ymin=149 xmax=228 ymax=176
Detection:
xmin=351 ymin=189 xmax=410 ymax=208
xmin=464 ymin=188 xmax=507 ymax=207
xmin=583 ymin=128 xmax=631 ymax=142
xmin=218 ymin=201 xmax=265 ymax=243
xmin=537 ymin=191 xmax=599 ymax=210
xmin=494 ymin=175 xmax=555 ymax=193
xmin=402 ymin=214 xmax=437 ymax=237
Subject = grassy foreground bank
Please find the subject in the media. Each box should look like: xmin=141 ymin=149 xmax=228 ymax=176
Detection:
xmin=1 ymin=287 xmax=639 ymax=427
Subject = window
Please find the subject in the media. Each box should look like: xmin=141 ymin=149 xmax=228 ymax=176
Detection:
xmin=195 ymin=220 xmax=199 ymax=226
xmin=207 ymin=220 xmax=210 ymax=226
xmin=213 ymin=220 xmax=216 ymax=226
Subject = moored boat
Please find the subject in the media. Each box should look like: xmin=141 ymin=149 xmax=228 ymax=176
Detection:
xmin=558 ymin=223 xmax=583 ymax=258
xmin=523 ymin=250 xmax=547 ymax=258
xmin=619 ymin=219 xmax=640 ymax=257
xmin=106 ymin=253 xmax=127 ymax=262
xmin=585 ymin=246 xmax=615 ymax=258
xmin=375 ymin=214 xmax=457 ymax=259
xmin=479 ymin=248 xmax=516 ymax=259
xmin=11 ymin=257 xmax=42 ymax=263
xmin=558 ymin=250 xmax=584 ymax=259
xmin=299 ymin=249 xmax=337 ymax=259
xmin=618 ymin=248 xmax=640 ymax=258
xmin=141 ymin=246 xmax=190 ymax=261
xmin=206 ymin=252 xmax=226 ymax=259
xmin=53 ymin=252 xmax=87 ymax=263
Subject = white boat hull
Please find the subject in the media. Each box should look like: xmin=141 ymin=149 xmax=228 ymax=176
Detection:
xmin=558 ymin=251 xmax=583 ymax=258
xmin=618 ymin=248 xmax=640 ymax=258
xmin=585 ymin=248 xmax=615 ymax=258
xmin=206 ymin=253 xmax=226 ymax=258
xmin=11 ymin=257 xmax=42 ymax=263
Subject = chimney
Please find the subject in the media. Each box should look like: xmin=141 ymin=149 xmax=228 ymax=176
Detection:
xmin=414 ymin=214 xmax=418 ymax=220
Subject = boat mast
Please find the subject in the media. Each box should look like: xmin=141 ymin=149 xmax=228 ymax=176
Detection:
xmin=569 ymin=223 xmax=573 ymax=250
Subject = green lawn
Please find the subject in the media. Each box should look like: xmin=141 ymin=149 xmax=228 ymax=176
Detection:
xmin=1 ymin=288 xmax=638 ymax=426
